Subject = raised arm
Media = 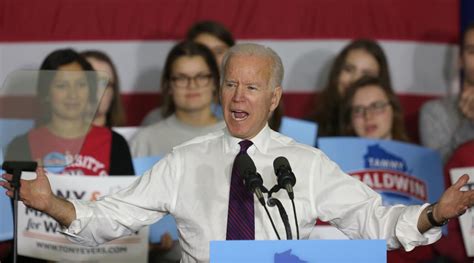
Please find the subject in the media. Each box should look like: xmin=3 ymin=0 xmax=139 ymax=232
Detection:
xmin=1 ymin=168 xmax=76 ymax=227
xmin=417 ymin=174 xmax=474 ymax=232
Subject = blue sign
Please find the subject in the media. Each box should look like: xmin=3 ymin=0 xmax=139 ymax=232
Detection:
xmin=280 ymin=117 xmax=318 ymax=146
xmin=318 ymin=137 xmax=444 ymax=206
xmin=210 ymin=240 xmax=386 ymax=262
xmin=0 ymin=151 xmax=13 ymax=241
xmin=133 ymin=155 xmax=162 ymax=176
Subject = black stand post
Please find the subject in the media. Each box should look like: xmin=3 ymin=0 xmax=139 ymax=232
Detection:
xmin=2 ymin=161 xmax=37 ymax=263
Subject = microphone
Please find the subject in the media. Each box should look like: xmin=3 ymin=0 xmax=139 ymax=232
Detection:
xmin=235 ymin=154 xmax=283 ymax=240
xmin=235 ymin=154 xmax=266 ymax=206
xmin=273 ymin=156 xmax=296 ymax=200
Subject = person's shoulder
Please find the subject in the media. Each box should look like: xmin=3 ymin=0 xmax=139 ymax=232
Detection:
xmin=446 ymin=139 xmax=474 ymax=169
xmin=89 ymin=125 xmax=112 ymax=136
xmin=421 ymin=96 xmax=456 ymax=114
xmin=131 ymin=120 xmax=169 ymax=139
xmin=5 ymin=132 xmax=30 ymax=161
xmin=7 ymin=132 xmax=29 ymax=150
xmin=111 ymin=129 xmax=128 ymax=143
xmin=268 ymin=130 xmax=337 ymax=171
xmin=173 ymin=128 xmax=225 ymax=151
xmin=269 ymin=129 xmax=322 ymax=155
xmin=140 ymin=107 xmax=162 ymax=126
xmin=452 ymin=140 xmax=474 ymax=156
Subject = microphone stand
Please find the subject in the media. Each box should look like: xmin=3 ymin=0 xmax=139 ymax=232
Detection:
xmin=2 ymin=161 xmax=38 ymax=263
xmin=290 ymin=198 xmax=300 ymax=240
xmin=267 ymin=185 xmax=293 ymax=240
xmin=267 ymin=197 xmax=292 ymax=239
xmin=257 ymin=186 xmax=282 ymax=240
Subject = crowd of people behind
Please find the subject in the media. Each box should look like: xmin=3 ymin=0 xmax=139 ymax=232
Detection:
xmin=1 ymin=20 xmax=474 ymax=262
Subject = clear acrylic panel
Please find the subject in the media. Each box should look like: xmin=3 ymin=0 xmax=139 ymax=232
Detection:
xmin=0 ymin=70 xmax=107 ymax=169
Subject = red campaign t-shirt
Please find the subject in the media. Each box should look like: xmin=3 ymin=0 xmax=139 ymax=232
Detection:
xmin=28 ymin=126 xmax=112 ymax=176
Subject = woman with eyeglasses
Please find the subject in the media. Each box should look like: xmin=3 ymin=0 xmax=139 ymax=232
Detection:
xmin=130 ymin=41 xmax=225 ymax=157
xmin=308 ymin=39 xmax=393 ymax=137
xmin=337 ymin=77 xmax=444 ymax=263
xmin=339 ymin=76 xmax=409 ymax=141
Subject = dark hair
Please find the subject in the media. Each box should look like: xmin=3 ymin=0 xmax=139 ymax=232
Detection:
xmin=186 ymin=20 xmax=235 ymax=47
xmin=309 ymin=39 xmax=392 ymax=136
xmin=80 ymin=50 xmax=126 ymax=127
xmin=461 ymin=21 xmax=474 ymax=52
xmin=160 ymin=41 xmax=220 ymax=118
xmin=339 ymin=76 xmax=409 ymax=142
xmin=37 ymin=48 xmax=96 ymax=125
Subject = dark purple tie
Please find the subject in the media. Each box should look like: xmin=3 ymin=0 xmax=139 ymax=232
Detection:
xmin=226 ymin=140 xmax=254 ymax=240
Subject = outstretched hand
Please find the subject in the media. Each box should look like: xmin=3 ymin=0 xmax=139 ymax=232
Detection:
xmin=1 ymin=167 xmax=55 ymax=213
xmin=1 ymin=168 xmax=76 ymax=226
xmin=435 ymin=174 xmax=474 ymax=222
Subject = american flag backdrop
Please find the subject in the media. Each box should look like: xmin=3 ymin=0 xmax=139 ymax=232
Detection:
xmin=1 ymin=0 xmax=473 ymax=261
xmin=0 ymin=0 xmax=462 ymax=141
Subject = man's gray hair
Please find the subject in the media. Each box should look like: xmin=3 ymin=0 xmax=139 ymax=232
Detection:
xmin=221 ymin=43 xmax=284 ymax=89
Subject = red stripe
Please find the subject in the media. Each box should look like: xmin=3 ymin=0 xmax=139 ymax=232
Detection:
xmin=0 ymin=0 xmax=458 ymax=43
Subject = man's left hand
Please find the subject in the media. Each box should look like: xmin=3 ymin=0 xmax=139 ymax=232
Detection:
xmin=434 ymin=174 xmax=474 ymax=223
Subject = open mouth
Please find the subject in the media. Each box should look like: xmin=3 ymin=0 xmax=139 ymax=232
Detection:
xmin=231 ymin=110 xmax=249 ymax=121
xmin=365 ymin=125 xmax=377 ymax=134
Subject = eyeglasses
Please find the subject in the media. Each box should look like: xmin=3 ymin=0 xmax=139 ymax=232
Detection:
xmin=351 ymin=101 xmax=390 ymax=118
xmin=171 ymin=73 xmax=213 ymax=88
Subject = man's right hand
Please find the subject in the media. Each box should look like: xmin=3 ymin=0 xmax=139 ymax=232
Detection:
xmin=459 ymin=87 xmax=474 ymax=120
xmin=1 ymin=168 xmax=54 ymax=213
xmin=1 ymin=168 xmax=76 ymax=227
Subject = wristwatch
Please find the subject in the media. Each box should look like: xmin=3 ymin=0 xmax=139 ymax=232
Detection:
xmin=426 ymin=202 xmax=449 ymax=227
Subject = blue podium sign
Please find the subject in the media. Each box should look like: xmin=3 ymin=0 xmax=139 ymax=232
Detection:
xmin=210 ymin=240 xmax=386 ymax=262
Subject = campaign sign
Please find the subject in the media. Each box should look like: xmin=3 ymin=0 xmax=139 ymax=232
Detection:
xmin=280 ymin=117 xmax=318 ymax=146
xmin=450 ymin=167 xmax=474 ymax=257
xmin=318 ymin=137 xmax=444 ymax=206
xmin=17 ymin=173 xmax=148 ymax=262
xmin=210 ymin=239 xmax=386 ymax=262
xmin=311 ymin=137 xmax=445 ymax=239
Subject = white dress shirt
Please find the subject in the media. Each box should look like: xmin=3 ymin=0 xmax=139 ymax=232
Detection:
xmin=65 ymin=125 xmax=441 ymax=262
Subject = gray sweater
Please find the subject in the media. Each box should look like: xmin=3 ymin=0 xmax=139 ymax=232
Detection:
xmin=419 ymin=96 xmax=474 ymax=162
xmin=131 ymin=114 xmax=226 ymax=158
